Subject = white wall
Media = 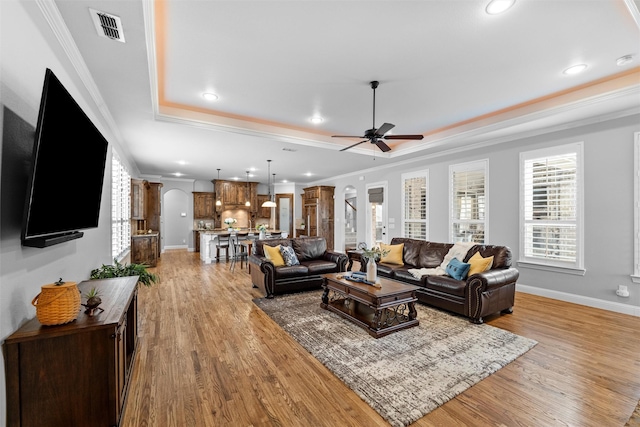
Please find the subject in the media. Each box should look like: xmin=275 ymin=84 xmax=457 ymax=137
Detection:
xmin=0 ymin=0 xmax=123 ymax=421
xmin=324 ymin=115 xmax=640 ymax=314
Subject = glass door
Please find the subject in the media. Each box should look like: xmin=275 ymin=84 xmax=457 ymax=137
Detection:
xmin=366 ymin=183 xmax=387 ymax=248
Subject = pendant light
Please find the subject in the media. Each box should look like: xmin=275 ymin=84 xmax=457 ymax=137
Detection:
xmin=261 ymin=160 xmax=277 ymax=208
xmin=245 ymin=171 xmax=251 ymax=206
xmin=215 ymin=169 xmax=222 ymax=206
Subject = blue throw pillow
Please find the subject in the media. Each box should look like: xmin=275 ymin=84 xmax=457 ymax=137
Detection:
xmin=280 ymin=245 xmax=300 ymax=266
xmin=446 ymin=257 xmax=471 ymax=281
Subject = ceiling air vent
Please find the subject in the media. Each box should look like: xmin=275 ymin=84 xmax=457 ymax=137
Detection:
xmin=89 ymin=8 xmax=126 ymax=43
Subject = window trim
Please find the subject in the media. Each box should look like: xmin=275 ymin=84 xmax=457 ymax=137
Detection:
xmin=518 ymin=142 xmax=585 ymax=274
xmin=449 ymin=159 xmax=489 ymax=244
xmin=401 ymin=169 xmax=429 ymax=240
xmin=633 ymin=132 xmax=640 ymax=283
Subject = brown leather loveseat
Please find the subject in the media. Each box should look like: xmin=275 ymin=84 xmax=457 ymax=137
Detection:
xmin=364 ymin=237 xmax=518 ymax=324
xmin=249 ymin=236 xmax=348 ymax=298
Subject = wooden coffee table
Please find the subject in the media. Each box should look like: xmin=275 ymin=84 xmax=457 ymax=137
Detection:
xmin=321 ymin=273 xmax=419 ymax=338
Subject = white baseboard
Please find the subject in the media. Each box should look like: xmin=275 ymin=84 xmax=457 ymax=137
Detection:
xmin=517 ymin=284 xmax=640 ymax=317
xmin=164 ymin=245 xmax=188 ymax=250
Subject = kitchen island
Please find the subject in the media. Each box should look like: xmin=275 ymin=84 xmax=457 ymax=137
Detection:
xmin=199 ymin=229 xmax=282 ymax=264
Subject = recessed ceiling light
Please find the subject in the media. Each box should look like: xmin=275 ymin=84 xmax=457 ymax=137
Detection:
xmin=486 ymin=0 xmax=516 ymax=15
xmin=173 ymin=172 xmax=183 ymax=177
xmin=617 ymin=55 xmax=634 ymax=66
xmin=202 ymin=92 xmax=219 ymax=101
xmin=310 ymin=116 xmax=324 ymax=124
xmin=177 ymin=160 xmax=187 ymax=165
xmin=305 ymin=172 xmax=313 ymax=177
xmin=563 ymin=64 xmax=588 ymax=75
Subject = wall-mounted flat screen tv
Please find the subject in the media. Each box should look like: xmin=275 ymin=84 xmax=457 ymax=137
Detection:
xmin=21 ymin=68 xmax=108 ymax=248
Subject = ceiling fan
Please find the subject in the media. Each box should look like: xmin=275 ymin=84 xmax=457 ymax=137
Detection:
xmin=333 ymin=81 xmax=424 ymax=152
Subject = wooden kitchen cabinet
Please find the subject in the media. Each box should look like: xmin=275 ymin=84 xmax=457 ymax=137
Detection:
xmin=3 ymin=277 xmax=139 ymax=427
xmin=257 ymin=194 xmax=272 ymax=218
xmin=131 ymin=179 xmax=149 ymax=220
xmin=213 ymin=180 xmax=257 ymax=211
xmin=303 ymin=186 xmax=335 ymax=250
xmin=131 ymin=233 xmax=158 ymax=267
xmin=193 ymin=192 xmax=215 ymax=219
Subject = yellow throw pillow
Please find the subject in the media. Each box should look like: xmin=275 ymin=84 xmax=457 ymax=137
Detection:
xmin=380 ymin=243 xmax=404 ymax=265
xmin=264 ymin=244 xmax=285 ymax=267
xmin=467 ymin=252 xmax=494 ymax=276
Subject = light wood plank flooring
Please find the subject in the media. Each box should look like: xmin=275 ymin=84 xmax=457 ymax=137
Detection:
xmin=121 ymin=249 xmax=640 ymax=427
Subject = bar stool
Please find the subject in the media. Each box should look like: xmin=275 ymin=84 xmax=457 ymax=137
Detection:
xmin=216 ymin=233 xmax=231 ymax=262
xmin=230 ymin=232 xmax=249 ymax=271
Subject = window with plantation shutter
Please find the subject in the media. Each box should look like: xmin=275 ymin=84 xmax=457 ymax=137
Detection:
xmin=112 ymin=151 xmax=131 ymax=260
xmin=402 ymin=170 xmax=428 ymax=240
xmin=519 ymin=142 xmax=584 ymax=273
xmin=450 ymin=160 xmax=487 ymax=243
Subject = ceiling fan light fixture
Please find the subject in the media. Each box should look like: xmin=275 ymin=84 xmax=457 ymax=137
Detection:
xmin=485 ymin=0 xmax=516 ymax=15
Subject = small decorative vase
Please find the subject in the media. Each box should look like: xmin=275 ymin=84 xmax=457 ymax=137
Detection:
xmin=366 ymin=257 xmax=377 ymax=283
xmin=259 ymin=230 xmax=266 ymax=240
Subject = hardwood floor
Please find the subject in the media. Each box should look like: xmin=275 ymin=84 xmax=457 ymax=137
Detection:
xmin=122 ymin=249 xmax=640 ymax=427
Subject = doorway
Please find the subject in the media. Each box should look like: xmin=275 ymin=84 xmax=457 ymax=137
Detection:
xmin=276 ymin=193 xmax=294 ymax=237
xmin=366 ymin=182 xmax=388 ymax=248
xmin=344 ymin=186 xmax=357 ymax=251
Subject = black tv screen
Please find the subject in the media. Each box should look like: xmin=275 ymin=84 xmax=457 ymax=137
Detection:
xmin=21 ymin=69 xmax=108 ymax=247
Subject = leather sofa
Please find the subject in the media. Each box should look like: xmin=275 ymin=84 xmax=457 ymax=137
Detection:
xmin=249 ymin=236 xmax=348 ymax=298
xmin=364 ymin=237 xmax=518 ymax=324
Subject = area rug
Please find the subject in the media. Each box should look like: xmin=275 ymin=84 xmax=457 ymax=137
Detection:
xmin=627 ymin=399 xmax=640 ymax=426
xmin=253 ymin=290 xmax=537 ymax=427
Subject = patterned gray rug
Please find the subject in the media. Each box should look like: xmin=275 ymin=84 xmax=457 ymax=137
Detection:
xmin=254 ymin=290 xmax=537 ymax=427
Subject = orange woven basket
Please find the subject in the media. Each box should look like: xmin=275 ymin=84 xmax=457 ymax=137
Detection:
xmin=32 ymin=281 xmax=81 ymax=326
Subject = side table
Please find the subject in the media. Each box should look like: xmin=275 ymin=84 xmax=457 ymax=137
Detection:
xmin=346 ymin=249 xmax=363 ymax=271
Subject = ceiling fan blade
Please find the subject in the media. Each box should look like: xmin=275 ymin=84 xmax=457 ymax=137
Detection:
xmin=340 ymin=140 xmax=368 ymax=152
xmin=374 ymin=139 xmax=391 ymax=152
xmin=383 ymin=134 xmax=424 ymax=140
xmin=375 ymin=122 xmax=395 ymax=136
xmin=332 ymin=135 xmax=366 ymax=139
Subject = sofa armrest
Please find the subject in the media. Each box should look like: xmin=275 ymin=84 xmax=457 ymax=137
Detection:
xmin=248 ymin=254 xmax=276 ymax=298
xmin=468 ymin=267 xmax=519 ymax=291
xmin=323 ymin=251 xmax=349 ymax=272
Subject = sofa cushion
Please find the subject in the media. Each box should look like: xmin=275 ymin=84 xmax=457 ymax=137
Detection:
xmin=420 ymin=242 xmax=453 ymax=268
xmin=425 ymin=275 xmax=467 ymax=297
xmin=293 ymin=237 xmax=327 ymax=261
xmin=280 ymin=245 xmax=300 ymax=266
xmin=392 ymin=268 xmax=424 ymax=286
xmin=275 ymin=264 xmax=309 ymax=279
xmin=380 ymin=243 xmax=404 ymax=265
xmin=390 ymin=237 xmax=423 ymax=267
xmin=467 ymin=251 xmax=494 ymax=276
xmin=301 ymin=259 xmax=339 ymax=275
xmin=375 ymin=262 xmax=396 ymax=277
xmin=445 ymin=257 xmax=470 ymax=280
xmin=465 ymin=245 xmax=512 ymax=269
xmin=264 ymin=244 xmax=285 ymax=267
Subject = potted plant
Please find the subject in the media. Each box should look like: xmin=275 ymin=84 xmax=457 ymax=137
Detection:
xmin=224 ymin=217 xmax=237 ymax=230
xmin=90 ymin=258 xmax=159 ymax=287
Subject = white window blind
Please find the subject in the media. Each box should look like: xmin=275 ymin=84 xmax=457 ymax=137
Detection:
xmin=402 ymin=170 xmax=428 ymax=240
xmin=112 ymin=151 xmax=131 ymax=260
xmin=450 ymin=160 xmax=487 ymax=243
xmin=520 ymin=142 xmax=583 ymax=271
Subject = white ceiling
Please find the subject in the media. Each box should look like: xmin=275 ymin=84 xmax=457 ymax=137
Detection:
xmin=52 ymin=0 xmax=640 ymax=186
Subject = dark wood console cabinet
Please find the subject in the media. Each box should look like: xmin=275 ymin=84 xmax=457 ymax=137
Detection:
xmin=3 ymin=276 xmax=139 ymax=427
